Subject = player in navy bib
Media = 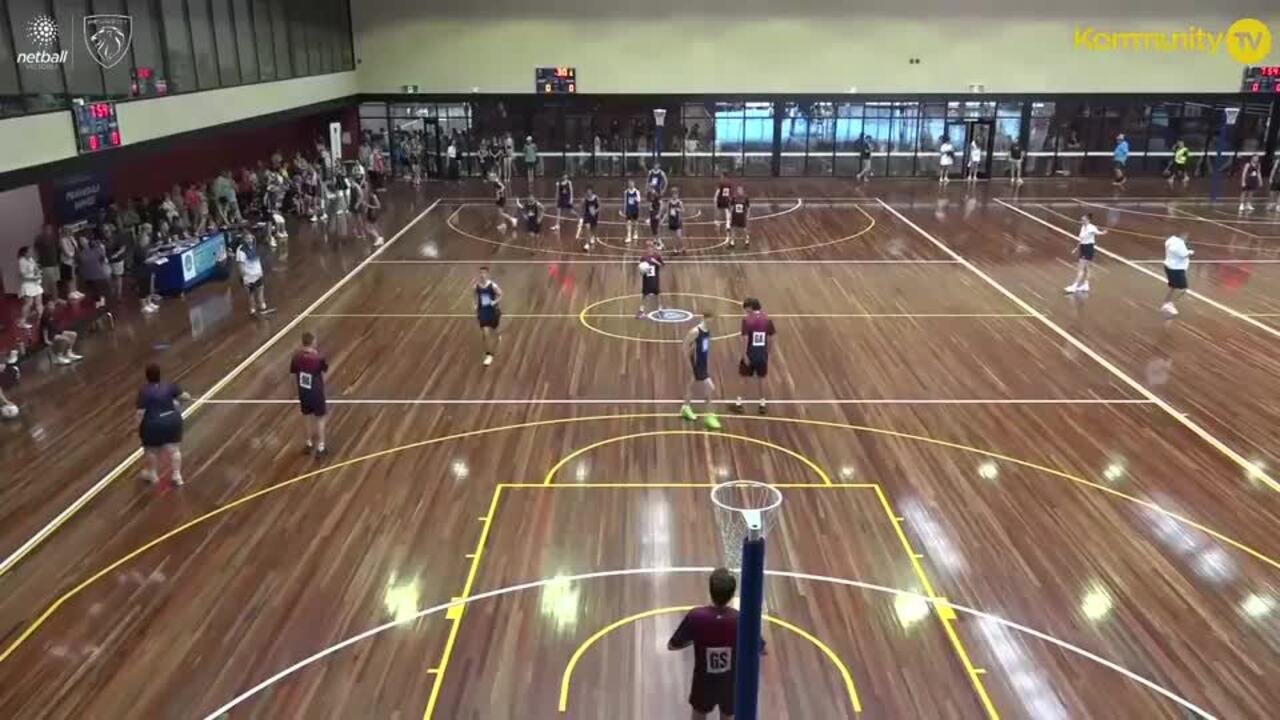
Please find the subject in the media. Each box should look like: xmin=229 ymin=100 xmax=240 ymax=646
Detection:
xmin=647 ymin=164 xmax=668 ymax=196
xmin=728 ymin=187 xmax=751 ymax=248
xmin=623 ymin=180 xmax=643 ymax=244
xmin=669 ymin=569 xmax=763 ymax=718
xmin=552 ymin=174 xmax=576 ymax=232
xmin=580 ymin=187 xmax=601 ymax=251
xmin=679 ymin=311 xmax=720 ymax=429
xmin=734 ymin=297 xmax=776 ymax=414
xmin=666 ymin=187 xmax=685 ymax=254
xmin=636 ymin=240 xmax=664 ymax=318
xmin=474 ymin=266 xmax=503 ymax=366
xmin=290 ymin=331 xmax=330 ymax=456
xmin=714 ymin=172 xmax=733 ymax=230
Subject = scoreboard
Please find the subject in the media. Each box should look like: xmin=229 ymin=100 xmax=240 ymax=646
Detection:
xmin=1241 ymin=66 xmax=1280 ymax=93
xmin=72 ymin=101 xmax=122 ymax=153
xmin=536 ymin=67 xmax=576 ymax=94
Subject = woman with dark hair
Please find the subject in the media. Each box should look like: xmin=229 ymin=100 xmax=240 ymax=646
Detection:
xmin=136 ymin=363 xmax=191 ymax=486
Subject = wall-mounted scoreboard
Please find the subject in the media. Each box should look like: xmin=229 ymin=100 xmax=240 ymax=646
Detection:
xmin=72 ymin=101 xmax=123 ymax=153
xmin=1241 ymin=66 xmax=1280 ymax=94
xmin=536 ymin=67 xmax=576 ymax=94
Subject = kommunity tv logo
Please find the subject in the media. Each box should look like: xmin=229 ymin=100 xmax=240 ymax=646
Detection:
xmin=1074 ymin=17 xmax=1272 ymax=64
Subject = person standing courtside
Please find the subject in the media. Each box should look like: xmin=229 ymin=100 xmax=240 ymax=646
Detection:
xmin=290 ymin=331 xmax=329 ymax=457
xmin=734 ymin=298 xmax=776 ymax=414
xmin=523 ymin=136 xmax=539 ymax=189
xmin=1161 ymin=232 xmax=1193 ymax=316
xmin=857 ymin=134 xmax=875 ymax=182
xmin=136 ymin=363 xmax=191 ymax=486
xmin=1169 ymin=140 xmax=1190 ymax=187
xmin=680 ymin=311 xmax=722 ymax=430
xmin=1112 ymin=133 xmax=1129 ymax=187
xmin=1008 ymin=140 xmax=1024 ymax=185
xmin=937 ymin=136 xmax=954 ymax=185
xmin=475 ymin=266 xmax=503 ymax=366
xmin=236 ymin=234 xmax=272 ymax=316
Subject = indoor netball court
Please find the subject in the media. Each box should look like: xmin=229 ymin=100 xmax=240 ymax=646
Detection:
xmin=2 ymin=178 xmax=1278 ymax=719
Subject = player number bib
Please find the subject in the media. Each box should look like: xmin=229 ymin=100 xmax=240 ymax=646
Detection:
xmin=751 ymin=331 xmax=767 ymax=347
xmin=480 ymin=294 xmax=493 ymax=307
xmin=645 ymin=265 xmax=657 ymax=277
xmin=706 ymin=647 xmax=732 ymax=675
xmin=298 ymin=372 xmax=313 ymax=390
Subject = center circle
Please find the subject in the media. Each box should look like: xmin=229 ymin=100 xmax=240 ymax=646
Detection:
xmin=649 ymin=308 xmax=694 ymax=323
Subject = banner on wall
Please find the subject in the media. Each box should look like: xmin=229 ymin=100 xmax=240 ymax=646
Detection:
xmin=329 ymin=122 xmax=342 ymax=164
xmin=53 ymin=172 xmax=112 ymax=224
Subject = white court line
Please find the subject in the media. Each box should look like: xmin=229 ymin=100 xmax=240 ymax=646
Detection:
xmin=370 ymin=259 xmax=961 ymax=265
xmin=203 ymin=398 xmax=1153 ymax=406
xmin=1073 ymin=198 xmax=1278 ymax=229
xmin=1009 ymin=201 xmax=1280 ymax=349
xmin=883 ymin=198 xmax=1279 ymax=494
xmin=0 ymin=200 xmax=443 ymax=578
xmin=1131 ymin=259 xmax=1280 ymax=264
xmin=1164 ymin=205 xmax=1264 ymax=240
xmin=199 ymin=566 xmax=1216 ymax=720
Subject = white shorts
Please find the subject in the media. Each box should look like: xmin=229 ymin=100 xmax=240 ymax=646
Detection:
xmin=940 ymin=158 xmax=954 ymax=167
xmin=20 ymin=281 xmax=43 ymax=298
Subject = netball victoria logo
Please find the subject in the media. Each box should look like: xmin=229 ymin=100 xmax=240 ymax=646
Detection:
xmin=18 ymin=14 xmax=67 ymax=67
xmin=84 ymin=15 xmax=132 ymax=69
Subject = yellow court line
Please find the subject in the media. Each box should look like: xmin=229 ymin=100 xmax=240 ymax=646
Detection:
xmin=541 ymin=429 xmax=832 ymax=486
xmin=871 ymin=484 xmax=1000 ymax=719
xmin=557 ymin=605 xmax=862 ymax=715
xmin=502 ymin=483 xmax=874 ymax=489
xmin=6 ymin=412 xmax=1278 ymax=666
xmin=422 ymin=484 xmax=504 ymax=719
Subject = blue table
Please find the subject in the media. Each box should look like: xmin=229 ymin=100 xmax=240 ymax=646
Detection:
xmin=150 ymin=232 xmax=229 ymax=296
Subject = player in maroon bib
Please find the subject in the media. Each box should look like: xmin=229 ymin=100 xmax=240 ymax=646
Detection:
xmin=714 ymin=172 xmax=733 ymax=230
xmin=669 ymin=568 xmax=764 ymax=718
xmin=290 ymin=331 xmax=330 ymax=457
xmin=635 ymin=240 xmax=665 ymax=318
xmin=727 ymin=187 xmax=750 ymax=248
xmin=735 ymin=298 xmax=776 ymax=414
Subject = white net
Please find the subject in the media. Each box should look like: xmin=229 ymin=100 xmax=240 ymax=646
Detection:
xmin=653 ymin=108 xmax=667 ymax=127
xmin=1224 ymin=107 xmax=1241 ymax=126
xmin=711 ymin=481 xmax=783 ymax=571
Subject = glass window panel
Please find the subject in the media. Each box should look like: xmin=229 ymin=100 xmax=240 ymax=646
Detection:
xmin=834 ymin=116 xmax=865 ymax=176
xmin=1236 ymin=102 xmax=1269 ymax=155
xmin=741 ymin=103 xmax=772 ymax=177
xmin=92 ymin=0 xmax=134 ymax=98
xmin=54 ymin=0 xmax=104 ymax=97
xmin=837 ymin=102 xmax=863 ymax=117
xmin=126 ymin=0 xmax=165 ymax=95
xmin=808 ymin=102 xmax=835 ymax=176
xmin=681 ymin=102 xmax=712 ymax=177
xmin=269 ymin=0 xmax=290 ymax=77
xmin=997 ymin=101 xmax=1023 ymax=117
xmin=231 ymin=0 xmax=257 ymax=82
xmin=187 ymin=0 xmax=220 ymax=88
xmin=924 ymin=103 xmax=948 ymax=118
xmin=251 ymin=0 xmax=275 ymax=79
xmin=1025 ymin=114 xmax=1057 ymax=177
xmin=1030 ymin=101 xmax=1055 ymax=118
xmin=779 ymin=103 xmax=806 ymax=177
xmin=714 ymin=104 xmax=745 ymax=175
xmin=887 ymin=112 xmax=918 ymax=177
xmin=159 ymin=0 xmax=195 ymax=92
xmin=9 ymin=0 xmax=66 ymax=108
xmin=919 ymin=119 xmax=946 ymax=176
xmin=210 ymin=0 xmax=239 ymax=85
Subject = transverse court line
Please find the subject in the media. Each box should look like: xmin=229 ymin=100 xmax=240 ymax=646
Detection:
xmin=369 ymin=259 xmax=962 ymax=265
xmin=204 ymin=398 xmax=1155 ymax=406
xmin=307 ymin=312 xmax=1034 ymax=319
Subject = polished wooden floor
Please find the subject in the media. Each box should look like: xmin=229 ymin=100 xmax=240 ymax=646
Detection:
xmin=2 ymin=176 xmax=1280 ymax=719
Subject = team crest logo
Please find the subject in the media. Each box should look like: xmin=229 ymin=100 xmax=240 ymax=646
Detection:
xmin=84 ymin=15 xmax=132 ymax=69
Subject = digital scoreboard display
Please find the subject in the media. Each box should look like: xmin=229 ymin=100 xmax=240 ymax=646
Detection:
xmin=536 ymin=67 xmax=576 ymax=94
xmin=1241 ymin=66 xmax=1280 ymax=93
xmin=72 ymin=101 xmax=122 ymax=153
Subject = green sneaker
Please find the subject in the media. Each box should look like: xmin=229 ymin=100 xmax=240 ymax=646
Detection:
xmin=703 ymin=413 xmax=722 ymax=430
xmin=680 ymin=404 xmax=697 ymax=422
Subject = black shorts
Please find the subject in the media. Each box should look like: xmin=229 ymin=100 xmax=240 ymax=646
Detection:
xmin=525 ymin=219 xmax=541 ymax=234
xmin=478 ymin=308 xmax=501 ymax=329
xmin=690 ymin=358 xmax=710 ymax=382
xmin=649 ymin=217 xmax=660 ymax=234
xmin=584 ymin=215 xmax=599 ymax=228
xmin=626 ymin=207 xmax=640 ymax=221
xmin=731 ymin=217 xmax=747 ymax=230
xmin=739 ymin=354 xmax=768 ymax=378
xmin=245 ymin=278 xmax=264 ymax=292
xmin=716 ymin=197 xmax=731 ymax=210
xmin=1078 ymin=244 xmax=1096 ymax=261
xmin=59 ymin=263 xmax=74 ymax=282
xmin=557 ymin=198 xmax=573 ymax=210
xmin=1165 ymin=267 xmax=1188 ymax=290
xmin=495 ymin=198 xmax=506 ymax=208
xmin=669 ymin=218 xmax=682 ymax=232
xmin=1245 ymin=177 xmax=1261 ymax=191
xmin=139 ymin=412 xmax=183 ymax=448
xmin=1113 ymin=161 xmax=1126 ymax=171
xmin=642 ymin=277 xmax=660 ymax=297
xmin=689 ymin=676 xmax=733 ymax=715
xmin=299 ymin=393 xmax=327 ymax=417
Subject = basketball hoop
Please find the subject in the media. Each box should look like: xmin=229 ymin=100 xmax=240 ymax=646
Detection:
xmin=1224 ymin=107 xmax=1241 ymax=126
xmin=711 ymin=481 xmax=782 ymax=570
xmin=653 ymin=108 xmax=667 ymax=128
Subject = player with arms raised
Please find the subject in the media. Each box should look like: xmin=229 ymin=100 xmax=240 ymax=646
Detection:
xmin=668 ymin=568 xmax=764 ymax=719
xmin=734 ymin=298 xmax=775 ymax=414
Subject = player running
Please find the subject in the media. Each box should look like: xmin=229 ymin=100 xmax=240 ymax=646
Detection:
xmin=680 ymin=310 xmax=721 ymax=429
xmin=623 ymin=180 xmax=643 ymax=243
xmin=580 ymin=186 xmax=601 ymax=251
xmin=636 ymin=239 xmax=664 ymax=318
xmin=727 ymin=187 xmax=750 ymax=248
xmin=734 ymin=298 xmax=775 ymax=414
xmin=475 ymin=266 xmax=503 ymax=366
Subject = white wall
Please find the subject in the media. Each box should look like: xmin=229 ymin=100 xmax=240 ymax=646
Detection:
xmin=352 ymin=1 xmax=1279 ymax=93
xmin=0 ymin=72 xmax=358 ymax=176
xmin=0 ymin=185 xmax=45 ymax=294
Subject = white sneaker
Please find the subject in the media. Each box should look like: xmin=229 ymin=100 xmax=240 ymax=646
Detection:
xmin=1161 ymin=302 xmax=1178 ymax=315
xmin=16 ymin=321 xmax=31 ymax=329
xmin=68 ymin=352 xmax=84 ymax=361
xmin=142 ymin=302 xmax=159 ymax=314
xmin=373 ymin=236 xmax=384 ymax=247
xmin=171 ymin=474 xmax=184 ymax=486
xmin=52 ymin=355 xmax=71 ymax=365
xmin=582 ymin=242 xmax=591 ymax=252
xmin=1076 ymin=282 xmax=1090 ymax=293
xmin=728 ymin=239 xmax=735 ymax=248
xmin=551 ymin=225 xmax=560 ymax=231
xmin=482 ymin=353 xmax=493 ymax=367
xmin=1064 ymin=284 xmax=1079 ymax=293
xmin=68 ymin=291 xmax=85 ymax=300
